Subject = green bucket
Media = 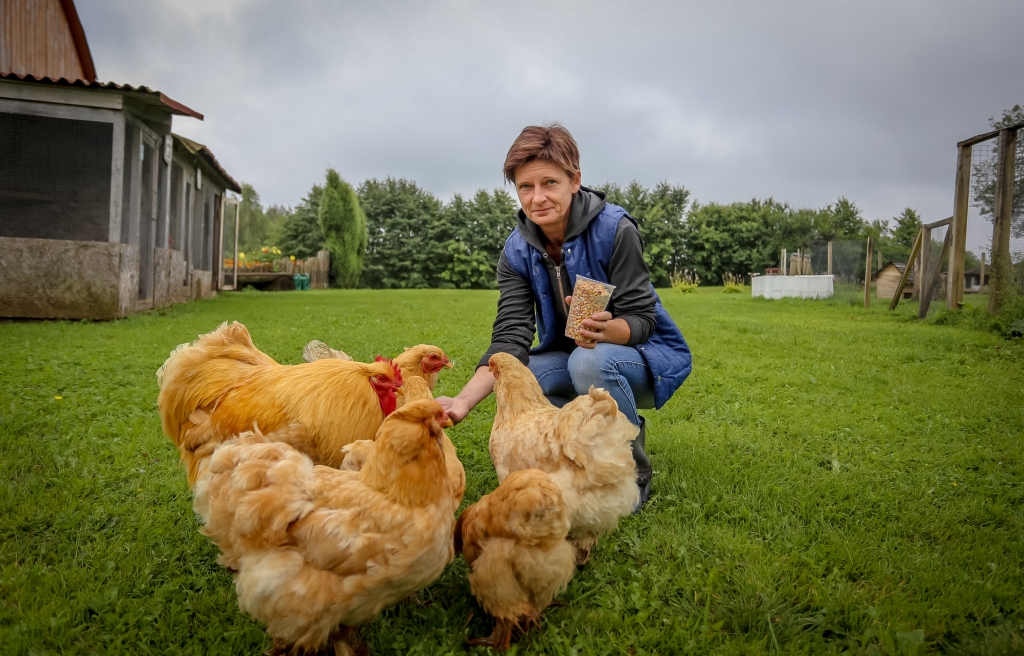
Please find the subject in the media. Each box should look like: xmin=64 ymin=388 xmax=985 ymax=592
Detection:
xmin=293 ymin=273 xmax=310 ymax=291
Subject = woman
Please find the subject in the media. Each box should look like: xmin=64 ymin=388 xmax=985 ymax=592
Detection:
xmin=437 ymin=124 xmax=691 ymax=510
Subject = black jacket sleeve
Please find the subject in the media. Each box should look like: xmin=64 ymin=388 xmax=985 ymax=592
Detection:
xmin=608 ymin=219 xmax=657 ymax=346
xmin=478 ymin=251 xmax=537 ymax=368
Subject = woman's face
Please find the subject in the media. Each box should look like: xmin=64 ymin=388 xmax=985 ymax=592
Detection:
xmin=514 ymin=160 xmax=582 ymax=231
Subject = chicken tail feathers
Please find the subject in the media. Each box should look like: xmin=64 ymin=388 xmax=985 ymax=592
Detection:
xmin=194 ymin=430 xmax=316 ymax=560
xmin=555 ymin=386 xmax=639 ymax=486
xmin=157 ymin=322 xmax=276 ymax=455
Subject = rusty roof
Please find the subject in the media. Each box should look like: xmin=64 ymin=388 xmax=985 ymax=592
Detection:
xmin=0 ymin=72 xmax=204 ymax=120
xmin=173 ymin=134 xmax=242 ymax=194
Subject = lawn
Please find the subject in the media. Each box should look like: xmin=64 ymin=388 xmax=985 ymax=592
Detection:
xmin=1 ymin=287 xmax=1022 ymax=655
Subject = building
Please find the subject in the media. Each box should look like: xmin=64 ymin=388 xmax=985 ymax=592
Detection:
xmin=963 ymin=266 xmax=989 ymax=292
xmin=0 ymin=0 xmax=240 ymax=319
xmin=874 ymin=262 xmax=915 ymax=300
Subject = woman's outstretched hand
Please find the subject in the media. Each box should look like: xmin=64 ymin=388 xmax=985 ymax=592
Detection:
xmin=566 ymin=295 xmax=631 ymax=348
xmin=435 ymin=396 xmax=471 ymax=425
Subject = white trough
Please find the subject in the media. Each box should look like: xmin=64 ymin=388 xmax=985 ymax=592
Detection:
xmin=752 ymin=275 xmax=834 ymax=300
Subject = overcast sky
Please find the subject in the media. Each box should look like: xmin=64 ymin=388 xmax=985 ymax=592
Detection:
xmin=79 ymin=0 xmax=1022 ymax=236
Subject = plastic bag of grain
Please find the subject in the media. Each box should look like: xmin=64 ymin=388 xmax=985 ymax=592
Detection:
xmin=565 ymin=275 xmax=616 ymax=341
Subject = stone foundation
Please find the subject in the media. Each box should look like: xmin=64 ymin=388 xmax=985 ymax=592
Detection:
xmin=0 ymin=237 xmax=139 ymax=319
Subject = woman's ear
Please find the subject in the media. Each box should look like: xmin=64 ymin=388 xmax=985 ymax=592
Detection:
xmin=571 ymin=170 xmax=582 ymax=194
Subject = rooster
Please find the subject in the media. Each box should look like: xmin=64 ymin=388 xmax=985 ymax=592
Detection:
xmin=193 ymin=399 xmax=456 ymax=656
xmin=303 ymin=341 xmax=452 ymax=401
xmin=487 ymin=352 xmax=639 ymax=564
xmin=157 ymin=322 xmax=402 ymax=485
xmin=340 ymin=376 xmax=465 ymax=513
xmin=455 ymin=468 xmax=576 ymax=650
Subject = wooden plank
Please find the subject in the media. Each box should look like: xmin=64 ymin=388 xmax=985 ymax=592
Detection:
xmin=864 ymin=236 xmax=873 ymax=308
xmin=989 ymin=127 xmax=1018 ymax=314
xmin=924 ymin=216 xmax=952 ymax=230
xmin=827 ymin=240 xmax=833 ymax=276
xmin=108 ymin=113 xmax=125 ymax=243
xmin=0 ymin=81 xmax=123 ymax=109
xmin=919 ymin=230 xmax=951 ymax=319
xmin=947 ymin=144 xmax=971 ymax=309
xmin=890 ymin=228 xmax=923 ymax=311
xmin=980 ymin=252 xmax=986 ymax=292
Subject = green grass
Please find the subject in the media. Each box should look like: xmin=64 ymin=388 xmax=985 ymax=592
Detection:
xmin=2 ymin=287 xmax=1022 ymax=655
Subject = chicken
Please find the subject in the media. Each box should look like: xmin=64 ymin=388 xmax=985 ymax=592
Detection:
xmin=454 ymin=469 xmax=576 ymax=650
xmin=302 ymin=341 xmax=452 ymax=403
xmin=340 ymin=376 xmax=465 ymax=513
xmin=157 ymin=322 xmax=402 ymax=486
xmin=303 ymin=339 xmax=353 ymax=363
xmin=192 ymin=399 xmax=457 ymax=656
xmin=487 ymin=352 xmax=640 ymax=564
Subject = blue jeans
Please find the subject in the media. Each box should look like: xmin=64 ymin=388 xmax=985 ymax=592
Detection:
xmin=527 ymin=343 xmax=655 ymax=427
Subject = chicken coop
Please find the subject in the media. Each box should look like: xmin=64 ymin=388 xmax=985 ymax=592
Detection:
xmin=0 ymin=0 xmax=241 ymax=319
xmin=874 ymin=262 xmax=915 ymax=300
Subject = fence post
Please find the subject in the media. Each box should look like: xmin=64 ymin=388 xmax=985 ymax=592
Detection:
xmin=989 ymin=127 xmax=1018 ymax=314
xmin=827 ymin=241 xmax=833 ymax=276
xmin=781 ymin=248 xmax=787 ymax=275
xmin=864 ymin=236 xmax=873 ymax=308
xmin=979 ymin=252 xmax=986 ymax=292
xmin=947 ymin=143 xmax=972 ymax=309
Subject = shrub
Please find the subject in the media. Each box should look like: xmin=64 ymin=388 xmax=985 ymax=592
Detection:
xmin=671 ymin=269 xmax=700 ymax=293
xmin=723 ymin=272 xmax=745 ymax=293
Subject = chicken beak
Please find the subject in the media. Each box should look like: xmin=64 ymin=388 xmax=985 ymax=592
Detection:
xmin=439 ymin=411 xmax=454 ymax=428
xmin=443 ymin=357 xmax=453 ymax=369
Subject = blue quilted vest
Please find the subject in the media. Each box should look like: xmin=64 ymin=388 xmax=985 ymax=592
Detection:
xmin=503 ymin=203 xmax=692 ymax=409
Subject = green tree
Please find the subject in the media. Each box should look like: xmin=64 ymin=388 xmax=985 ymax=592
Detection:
xmin=972 ymin=105 xmax=1024 ymax=238
xmin=438 ymin=189 xmax=518 ymax=289
xmin=238 ymin=183 xmax=271 ymax=253
xmin=358 ymin=178 xmax=446 ymax=288
xmin=682 ymin=198 xmax=808 ymax=284
xmin=278 ymin=184 xmax=324 ymax=259
xmin=595 ymin=181 xmax=691 ymax=286
xmin=318 ymin=169 xmax=367 ymax=288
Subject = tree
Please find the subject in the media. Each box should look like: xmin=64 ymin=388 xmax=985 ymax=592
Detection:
xmin=238 ymin=183 xmax=271 ymax=253
xmin=972 ymin=105 xmax=1024 ymax=238
xmin=595 ymin=181 xmax=690 ymax=287
xmin=682 ymin=198 xmax=803 ymax=284
xmin=438 ymin=189 xmax=518 ymax=289
xmin=278 ymin=184 xmax=325 ymax=259
xmin=318 ymin=169 xmax=367 ymax=288
xmin=358 ymin=178 xmax=446 ymax=288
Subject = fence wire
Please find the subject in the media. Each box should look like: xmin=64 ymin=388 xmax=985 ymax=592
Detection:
xmin=968 ymin=136 xmax=1024 ymax=294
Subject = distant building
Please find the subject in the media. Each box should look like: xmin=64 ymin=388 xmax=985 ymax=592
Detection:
xmin=874 ymin=262 xmax=915 ymax=300
xmin=0 ymin=0 xmax=240 ymax=319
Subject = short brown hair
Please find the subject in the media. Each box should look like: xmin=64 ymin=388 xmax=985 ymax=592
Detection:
xmin=503 ymin=123 xmax=580 ymax=184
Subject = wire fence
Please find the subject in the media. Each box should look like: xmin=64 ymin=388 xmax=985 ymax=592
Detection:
xmin=967 ymin=136 xmax=1024 ymax=294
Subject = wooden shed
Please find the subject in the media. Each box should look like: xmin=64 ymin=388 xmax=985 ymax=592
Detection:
xmin=874 ymin=262 xmax=915 ymax=300
xmin=0 ymin=0 xmax=241 ymax=319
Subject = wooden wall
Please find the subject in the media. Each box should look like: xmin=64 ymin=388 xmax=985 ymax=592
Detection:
xmin=0 ymin=0 xmax=86 ymax=81
xmin=875 ymin=265 xmax=911 ymax=300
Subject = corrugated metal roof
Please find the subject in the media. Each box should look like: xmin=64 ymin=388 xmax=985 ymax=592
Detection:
xmin=173 ymin=134 xmax=242 ymax=194
xmin=0 ymin=72 xmax=204 ymax=119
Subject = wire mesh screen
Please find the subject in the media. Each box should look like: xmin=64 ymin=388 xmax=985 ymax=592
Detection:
xmin=0 ymin=113 xmax=113 ymax=242
xmin=919 ymin=223 xmax=949 ymax=304
xmin=806 ymin=239 xmax=868 ymax=285
xmin=967 ymin=135 xmax=1024 ymax=293
xmin=169 ymin=163 xmax=183 ymax=251
xmin=156 ymin=159 xmax=168 ymax=249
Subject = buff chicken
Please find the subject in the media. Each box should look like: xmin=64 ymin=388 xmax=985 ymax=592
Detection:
xmin=157 ymin=322 xmax=402 ymax=485
xmin=340 ymin=376 xmax=465 ymax=513
xmin=455 ymin=468 xmax=576 ymax=650
xmin=192 ymin=399 xmax=456 ymax=656
xmin=302 ymin=341 xmax=452 ymax=404
xmin=487 ymin=352 xmax=639 ymax=564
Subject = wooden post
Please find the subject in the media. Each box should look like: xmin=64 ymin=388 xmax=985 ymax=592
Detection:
xmin=979 ymin=252 xmax=986 ymax=292
xmin=877 ymin=250 xmax=883 ymax=271
xmin=989 ymin=127 xmax=1018 ymax=314
xmin=920 ymin=230 xmax=952 ymax=319
xmin=827 ymin=240 xmax=833 ymax=276
xmin=864 ymin=236 xmax=873 ymax=308
xmin=890 ymin=227 xmax=923 ymax=311
xmin=947 ymin=143 xmax=972 ymax=309
xmin=781 ymin=248 xmax=787 ymax=275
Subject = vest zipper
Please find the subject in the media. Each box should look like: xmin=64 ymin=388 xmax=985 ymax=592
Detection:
xmin=555 ymin=251 xmax=569 ymax=313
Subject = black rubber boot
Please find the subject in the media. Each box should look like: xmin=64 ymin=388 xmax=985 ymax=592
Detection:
xmin=632 ymin=417 xmax=653 ymax=514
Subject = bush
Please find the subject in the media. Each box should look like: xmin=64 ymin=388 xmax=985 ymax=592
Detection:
xmin=671 ymin=269 xmax=700 ymax=293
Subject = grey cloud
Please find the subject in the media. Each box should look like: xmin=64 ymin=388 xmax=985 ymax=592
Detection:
xmin=78 ymin=0 xmax=1023 ymax=230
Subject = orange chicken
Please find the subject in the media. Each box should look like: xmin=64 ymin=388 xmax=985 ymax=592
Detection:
xmin=192 ymin=399 xmax=456 ymax=656
xmin=487 ymin=352 xmax=639 ymax=564
xmin=302 ymin=341 xmax=452 ymax=403
xmin=157 ymin=322 xmax=402 ymax=485
xmin=340 ymin=376 xmax=465 ymax=513
xmin=455 ymin=469 xmax=576 ymax=650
